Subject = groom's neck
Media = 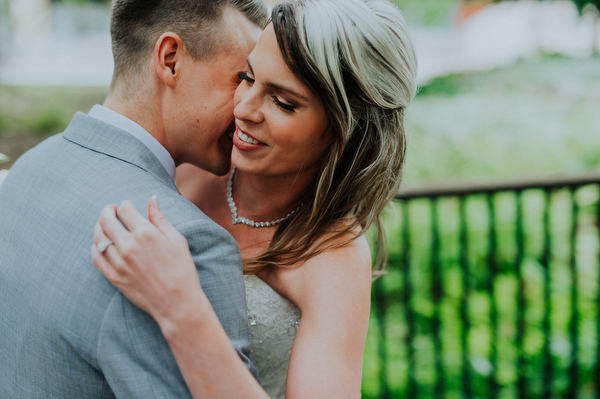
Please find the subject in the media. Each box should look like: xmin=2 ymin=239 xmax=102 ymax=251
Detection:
xmin=102 ymin=85 xmax=169 ymax=155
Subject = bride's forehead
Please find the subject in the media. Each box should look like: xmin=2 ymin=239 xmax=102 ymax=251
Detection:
xmin=248 ymin=27 xmax=291 ymax=75
xmin=252 ymin=23 xmax=278 ymax=54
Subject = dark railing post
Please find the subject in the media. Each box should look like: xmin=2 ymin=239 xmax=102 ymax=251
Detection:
xmin=486 ymin=194 xmax=499 ymax=399
xmin=402 ymin=200 xmax=418 ymax=398
xmin=373 ymin=274 xmax=390 ymax=398
xmin=541 ymin=189 xmax=553 ymax=397
xmin=431 ymin=198 xmax=445 ymax=398
xmin=459 ymin=196 xmax=472 ymax=399
xmin=596 ymin=185 xmax=600 ymax=399
xmin=568 ymin=188 xmax=580 ymax=399
xmin=515 ymin=190 xmax=527 ymax=399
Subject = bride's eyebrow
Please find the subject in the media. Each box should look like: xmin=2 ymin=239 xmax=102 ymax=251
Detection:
xmin=246 ymin=58 xmax=310 ymax=103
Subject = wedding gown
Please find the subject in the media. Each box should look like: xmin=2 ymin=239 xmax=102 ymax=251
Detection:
xmin=244 ymin=274 xmax=301 ymax=399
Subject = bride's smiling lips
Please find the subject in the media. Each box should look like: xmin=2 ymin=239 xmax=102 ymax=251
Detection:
xmin=232 ymin=125 xmax=266 ymax=151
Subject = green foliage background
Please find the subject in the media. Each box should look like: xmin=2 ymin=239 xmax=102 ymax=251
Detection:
xmin=2 ymin=0 xmax=600 ymax=395
xmin=360 ymin=55 xmax=600 ymax=397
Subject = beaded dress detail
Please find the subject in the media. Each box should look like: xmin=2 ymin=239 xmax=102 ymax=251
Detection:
xmin=244 ymin=275 xmax=301 ymax=399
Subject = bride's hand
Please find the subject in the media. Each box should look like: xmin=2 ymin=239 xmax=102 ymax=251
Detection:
xmin=91 ymin=197 xmax=206 ymax=324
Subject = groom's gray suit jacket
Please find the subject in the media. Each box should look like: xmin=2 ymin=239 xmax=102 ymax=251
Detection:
xmin=0 ymin=113 xmax=256 ymax=398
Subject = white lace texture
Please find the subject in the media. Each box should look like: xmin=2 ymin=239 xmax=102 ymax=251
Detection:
xmin=244 ymin=275 xmax=301 ymax=399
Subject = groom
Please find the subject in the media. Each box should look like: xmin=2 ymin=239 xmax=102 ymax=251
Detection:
xmin=0 ymin=0 xmax=266 ymax=397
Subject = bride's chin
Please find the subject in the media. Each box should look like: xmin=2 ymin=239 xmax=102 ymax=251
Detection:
xmin=230 ymin=152 xmax=251 ymax=172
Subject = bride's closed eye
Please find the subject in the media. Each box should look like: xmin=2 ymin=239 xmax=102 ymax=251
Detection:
xmin=238 ymin=71 xmax=297 ymax=112
xmin=271 ymin=96 xmax=296 ymax=112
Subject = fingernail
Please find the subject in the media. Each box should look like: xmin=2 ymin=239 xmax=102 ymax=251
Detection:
xmin=151 ymin=195 xmax=159 ymax=206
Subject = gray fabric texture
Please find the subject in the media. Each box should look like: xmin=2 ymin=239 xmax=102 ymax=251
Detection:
xmin=0 ymin=112 xmax=256 ymax=398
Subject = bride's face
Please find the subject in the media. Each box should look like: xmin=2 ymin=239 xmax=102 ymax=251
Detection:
xmin=231 ymin=23 xmax=332 ymax=179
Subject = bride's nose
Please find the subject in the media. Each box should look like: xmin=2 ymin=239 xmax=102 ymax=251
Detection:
xmin=234 ymin=85 xmax=264 ymax=124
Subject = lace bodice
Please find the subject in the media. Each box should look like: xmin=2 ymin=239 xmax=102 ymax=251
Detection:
xmin=244 ymin=274 xmax=301 ymax=399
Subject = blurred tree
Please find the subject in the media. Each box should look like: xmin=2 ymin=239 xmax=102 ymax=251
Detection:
xmin=394 ymin=0 xmax=462 ymax=26
xmin=572 ymin=0 xmax=600 ymax=13
xmin=571 ymin=0 xmax=599 ymax=54
xmin=50 ymin=0 xmax=109 ymax=3
xmin=0 ymin=0 xmax=7 ymax=60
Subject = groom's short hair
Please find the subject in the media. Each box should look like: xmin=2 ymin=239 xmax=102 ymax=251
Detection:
xmin=109 ymin=0 xmax=268 ymax=84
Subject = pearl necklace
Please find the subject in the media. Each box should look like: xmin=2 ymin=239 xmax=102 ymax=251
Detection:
xmin=227 ymin=167 xmax=302 ymax=228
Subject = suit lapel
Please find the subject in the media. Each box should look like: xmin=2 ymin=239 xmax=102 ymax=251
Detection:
xmin=63 ymin=112 xmax=178 ymax=192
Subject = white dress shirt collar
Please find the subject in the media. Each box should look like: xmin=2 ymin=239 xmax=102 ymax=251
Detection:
xmin=88 ymin=104 xmax=176 ymax=182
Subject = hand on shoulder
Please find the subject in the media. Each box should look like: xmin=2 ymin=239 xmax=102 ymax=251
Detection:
xmin=91 ymin=197 xmax=208 ymax=327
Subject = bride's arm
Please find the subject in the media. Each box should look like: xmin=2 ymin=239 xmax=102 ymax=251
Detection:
xmin=92 ymin=199 xmax=372 ymax=398
xmin=264 ymin=235 xmax=373 ymax=398
xmin=91 ymin=199 xmax=268 ymax=399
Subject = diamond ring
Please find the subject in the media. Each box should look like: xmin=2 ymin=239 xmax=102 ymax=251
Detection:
xmin=97 ymin=240 xmax=114 ymax=253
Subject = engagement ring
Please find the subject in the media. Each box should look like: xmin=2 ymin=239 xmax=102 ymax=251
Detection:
xmin=97 ymin=240 xmax=114 ymax=253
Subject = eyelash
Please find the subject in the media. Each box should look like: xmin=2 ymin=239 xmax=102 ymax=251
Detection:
xmin=238 ymin=71 xmax=254 ymax=84
xmin=238 ymin=72 xmax=297 ymax=113
xmin=272 ymin=96 xmax=296 ymax=112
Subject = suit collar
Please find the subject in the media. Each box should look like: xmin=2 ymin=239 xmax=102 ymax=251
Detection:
xmin=63 ymin=112 xmax=178 ymax=192
xmin=87 ymin=105 xmax=176 ymax=182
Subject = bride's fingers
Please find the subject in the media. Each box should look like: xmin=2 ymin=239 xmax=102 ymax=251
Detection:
xmin=93 ymin=221 xmax=105 ymax=246
xmin=92 ymin=221 xmax=132 ymax=283
xmin=148 ymin=197 xmax=189 ymax=250
xmin=91 ymin=242 xmax=121 ymax=284
xmin=98 ymin=204 xmax=131 ymax=247
xmin=117 ymin=200 xmax=154 ymax=235
xmin=148 ymin=196 xmax=177 ymax=236
xmin=93 ymin=222 xmax=122 ymax=268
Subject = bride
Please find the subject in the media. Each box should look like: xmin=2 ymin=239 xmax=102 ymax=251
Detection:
xmin=92 ymin=0 xmax=417 ymax=397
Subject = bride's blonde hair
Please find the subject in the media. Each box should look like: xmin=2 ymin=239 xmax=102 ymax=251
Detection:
xmin=244 ymin=0 xmax=418 ymax=275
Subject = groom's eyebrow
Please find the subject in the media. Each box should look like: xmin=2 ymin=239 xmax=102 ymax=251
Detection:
xmin=246 ymin=58 xmax=310 ymax=103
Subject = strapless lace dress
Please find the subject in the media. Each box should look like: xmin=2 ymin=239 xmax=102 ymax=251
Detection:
xmin=244 ymin=274 xmax=302 ymax=399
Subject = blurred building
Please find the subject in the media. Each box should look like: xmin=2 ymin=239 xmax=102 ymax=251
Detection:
xmin=0 ymin=0 xmax=597 ymax=87
xmin=0 ymin=0 xmax=113 ymax=86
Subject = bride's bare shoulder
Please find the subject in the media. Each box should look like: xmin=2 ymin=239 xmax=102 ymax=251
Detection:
xmin=265 ymin=231 xmax=373 ymax=311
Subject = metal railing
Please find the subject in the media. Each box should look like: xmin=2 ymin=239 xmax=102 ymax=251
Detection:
xmin=362 ymin=173 xmax=600 ymax=398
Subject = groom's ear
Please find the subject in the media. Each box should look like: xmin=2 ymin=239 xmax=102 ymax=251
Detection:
xmin=154 ymin=32 xmax=183 ymax=88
